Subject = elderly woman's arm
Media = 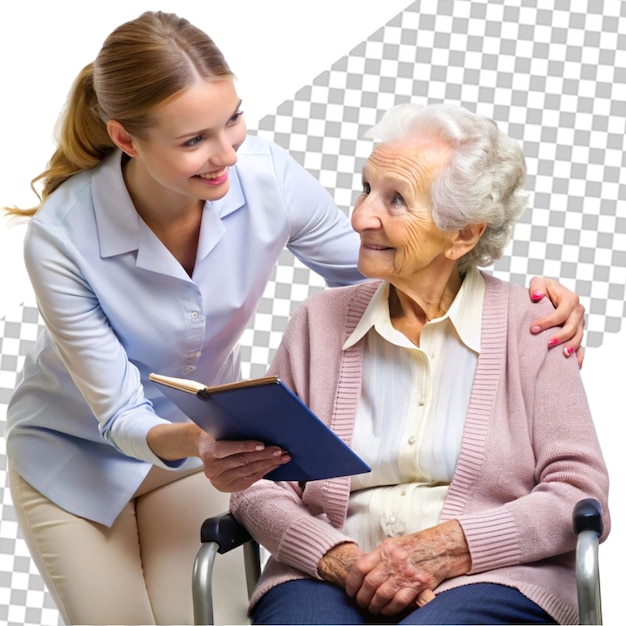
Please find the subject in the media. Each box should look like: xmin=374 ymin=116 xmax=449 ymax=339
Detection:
xmin=230 ymin=477 xmax=357 ymax=578
xmin=318 ymin=542 xmax=365 ymax=585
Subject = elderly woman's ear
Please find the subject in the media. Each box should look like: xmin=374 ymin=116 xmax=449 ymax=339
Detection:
xmin=445 ymin=222 xmax=487 ymax=261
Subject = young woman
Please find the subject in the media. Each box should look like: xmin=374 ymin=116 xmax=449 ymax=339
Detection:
xmin=3 ymin=11 xmax=586 ymax=625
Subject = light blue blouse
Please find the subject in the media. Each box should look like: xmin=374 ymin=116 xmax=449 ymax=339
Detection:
xmin=6 ymin=135 xmax=363 ymax=526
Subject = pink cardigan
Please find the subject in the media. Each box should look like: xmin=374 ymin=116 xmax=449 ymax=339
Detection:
xmin=230 ymin=274 xmax=610 ymax=624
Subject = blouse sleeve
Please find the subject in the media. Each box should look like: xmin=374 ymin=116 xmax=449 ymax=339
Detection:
xmin=23 ymin=218 xmax=188 ymax=468
xmin=267 ymin=141 xmax=365 ymax=287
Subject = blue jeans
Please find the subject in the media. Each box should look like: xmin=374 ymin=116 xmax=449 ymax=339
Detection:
xmin=251 ymin=579 xmax=558 ymax=625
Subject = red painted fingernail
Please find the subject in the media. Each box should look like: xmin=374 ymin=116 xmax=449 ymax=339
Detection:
xmin=548 ymin=338 xmax=559 ymax=347
xmin=564 ymin=346 xmax=574 ymax=356
xmin=531 ymin=291 xmax=544 ymax=301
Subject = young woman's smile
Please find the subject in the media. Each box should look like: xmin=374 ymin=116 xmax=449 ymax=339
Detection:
xmin=122 ymin=79 xmax=247 ymax=213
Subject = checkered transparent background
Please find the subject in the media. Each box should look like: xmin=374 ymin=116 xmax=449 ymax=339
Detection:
xmin=1 ymin=1 xmax=625 ymax=623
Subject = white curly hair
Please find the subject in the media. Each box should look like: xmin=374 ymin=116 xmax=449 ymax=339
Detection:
xmin=365 ymin=103 xmax=528 ymax=274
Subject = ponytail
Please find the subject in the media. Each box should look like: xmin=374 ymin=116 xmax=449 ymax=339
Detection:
xmin=4 ymin=64 xmax=115 ymax=217
xmin=4 ymin=11 xmax=232 ymax=218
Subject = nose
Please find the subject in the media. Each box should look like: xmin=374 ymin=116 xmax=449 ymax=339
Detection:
xmin=351 ymin=194 xmax=383 ymax=233
xmin=209 ymin=131 xmax=238 ymax=167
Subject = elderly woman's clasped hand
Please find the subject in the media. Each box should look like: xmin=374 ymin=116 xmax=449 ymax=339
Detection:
xmin=318 ymin=520 xmax=468 ymax=616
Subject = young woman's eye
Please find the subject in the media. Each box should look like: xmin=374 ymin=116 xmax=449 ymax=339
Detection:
xmin=227 ymin=111 xmax=244 ymax=125
xmin=184 ymin=135 xmax=204 ymax=147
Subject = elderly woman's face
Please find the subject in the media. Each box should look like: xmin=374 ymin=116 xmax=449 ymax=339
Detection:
xmin=351 ymin=141 xmax=457 ymax=284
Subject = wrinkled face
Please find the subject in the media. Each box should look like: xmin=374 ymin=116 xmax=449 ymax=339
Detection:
xmin=129 ymin=78 xmax=247 ymax=203
xmin=351 ymin=140 xmax=457 ymax=286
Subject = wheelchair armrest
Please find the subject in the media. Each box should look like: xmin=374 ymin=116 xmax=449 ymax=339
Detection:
xmin=573 ymin=497 xmax=603 ymax=625
xmin=200 ymin=512 xmax=254 ymax=554
xmin=573 ymin=498 xmax=604 ymax=537
xmin=193 ymin=512 xmax=261 ymax=625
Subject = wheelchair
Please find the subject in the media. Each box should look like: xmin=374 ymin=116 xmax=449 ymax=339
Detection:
xmin=192 ymin=497 xmax=604 ymax=625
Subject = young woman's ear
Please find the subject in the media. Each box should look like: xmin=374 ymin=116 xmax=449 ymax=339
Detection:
xmin=446 ymin=222 xmax=487 ymax=261
xmin=107 ymin=120 xmax=139 ymax=157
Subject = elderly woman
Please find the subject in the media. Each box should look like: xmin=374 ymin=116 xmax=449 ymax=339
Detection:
xmin=230 ymin=103 xmax=610 ymax=625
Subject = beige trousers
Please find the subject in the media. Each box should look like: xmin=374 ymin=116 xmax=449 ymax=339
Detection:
xmin=9 ymin=464 xmax=250 ymax=625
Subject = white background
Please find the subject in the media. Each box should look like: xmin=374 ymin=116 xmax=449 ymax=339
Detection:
xmin=0 ymin=1 xmax=622 ymax=623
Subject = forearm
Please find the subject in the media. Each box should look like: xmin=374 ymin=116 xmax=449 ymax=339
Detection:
xmin=413 ymin=519 xmax=472 ymax=581
xmin=146 ymin=422 xmax=203 ymax=461
xmin=318 ymin=542 xmax=364 ymax=587
xmin=232 ymin=483 xmax=355 ymax=577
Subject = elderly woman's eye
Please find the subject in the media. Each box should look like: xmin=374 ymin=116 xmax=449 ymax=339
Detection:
xmin=361 ymin=182 xmax=371 ymax=195
xmin=392 ymin=193 xmax=405 ymax=206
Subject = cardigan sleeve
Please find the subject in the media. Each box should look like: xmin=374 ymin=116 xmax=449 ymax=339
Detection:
xmin=454 ymin=285 xmax=610 ymax=574
xmin=230 ymin=300 xmax=356 ymax=579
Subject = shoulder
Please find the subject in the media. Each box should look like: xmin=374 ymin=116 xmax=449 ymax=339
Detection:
xmin=284 ymin=281 xmax=380 ymax=338
xmin=235 ymin=133 xmax=272 ymax=155
xmin=481 ymin=273 xmax=557 ymax=366
xmin=25 ymin=169 xmax=96 ymax=262
xmin=235 ymin=134 xmax=292 ymax=163
xmin=298 ymin=281 xmax=380 ymax=315
xmin=235 ymin=135 xmax=317 ymax=185
xmin=279 ymin=282 xmax=379 ymax=358
xmin=482 ymin=272 xmax=555 ymax=321
xmin=33 ymin=151 xmax=123 ymax=228
xmin=33 ymin=169 xmax=94 ymax=227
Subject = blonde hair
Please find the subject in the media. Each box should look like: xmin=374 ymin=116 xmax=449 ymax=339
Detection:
xmin=4 ymin=11 xmax=233 ymax=217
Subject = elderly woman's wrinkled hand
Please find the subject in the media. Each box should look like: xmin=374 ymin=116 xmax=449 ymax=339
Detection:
xmin=345 ymin=520 xmax=471 ymax=616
